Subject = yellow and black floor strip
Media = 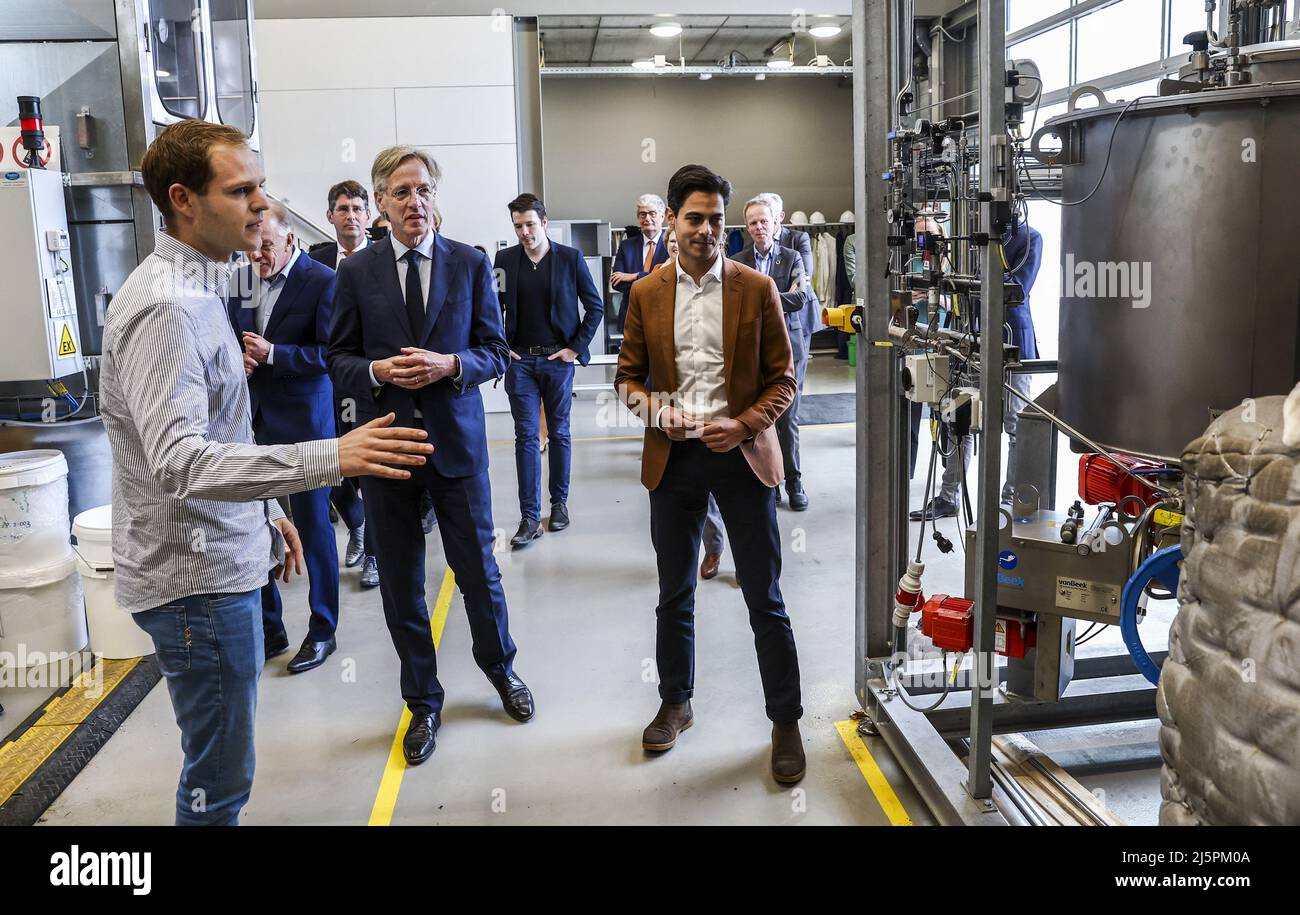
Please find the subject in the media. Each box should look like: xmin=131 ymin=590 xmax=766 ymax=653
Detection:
xmin=0 ymin=656 xmax=160 ymax=826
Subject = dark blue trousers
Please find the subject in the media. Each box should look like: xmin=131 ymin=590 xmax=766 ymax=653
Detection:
xmin=262 ymin=485 xmax=340 ymax=642
xmin=360 ymin=466 xmax=517 ymax=715
xmin=504 ymin=355 xmax=574 ymax=522
xmin=648 ymin=440 xmax=803 ymax=722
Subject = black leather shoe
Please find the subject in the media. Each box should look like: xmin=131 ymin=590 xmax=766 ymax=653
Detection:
xmin=489 ymin=672 xmax=535 ymax=722
xmin=286 ymin=636 xmax=336 ymax=674
xmin=548 ymin=502 xmax=570 ymax=532
xmin=264 ymin=630 xmax=290 ymax=661
xmin=510 ymin=518 xmax=543 ymax=550
xmin=360 ymin=556 xmax=380 ymax=589
xmin=345 ymin=523 xmax=366 ymax=568
xmin=403 ymin=711 xmax=440 ymax=766
xmin=909 ymin=497 xmax=958 ymax=522
xmin=788 ymin=482 xmax=809 ymax=512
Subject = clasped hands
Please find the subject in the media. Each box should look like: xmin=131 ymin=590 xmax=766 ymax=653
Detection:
xmin=660 ymin=406 xmax=749 ymax=452
xmin=373 ymin=347 xmax=459 ymax=389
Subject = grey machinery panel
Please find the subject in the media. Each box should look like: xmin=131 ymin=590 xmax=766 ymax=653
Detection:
xmin=0 ymin=0 xmax=118 ymax=41
xmin=1049 ymin=83 xmax=1300 ymax=459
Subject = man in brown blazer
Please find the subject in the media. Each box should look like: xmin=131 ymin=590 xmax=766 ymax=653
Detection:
xmin=615 ymin=164 xmax=806 ymax=784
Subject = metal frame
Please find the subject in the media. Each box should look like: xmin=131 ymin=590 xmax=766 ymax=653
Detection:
xmin=850 ymin=0 xmax=1169 ymax=827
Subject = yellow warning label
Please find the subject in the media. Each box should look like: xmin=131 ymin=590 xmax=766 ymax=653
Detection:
xmin=57 ymin=323 xmax=76 ymax=357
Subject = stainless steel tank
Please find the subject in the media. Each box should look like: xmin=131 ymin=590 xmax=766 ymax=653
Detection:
xmin=1042 ymin=44 xmax=1300 ymax=459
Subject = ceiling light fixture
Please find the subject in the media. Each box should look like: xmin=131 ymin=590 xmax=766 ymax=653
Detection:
xmin=809 ymin=24 xmax=842 ymax=39
xmin=698 ymin=72 xmax=713 ymax=80
xmin=631 ymin=58 xmax=656 ymax=70
xmin=650 ymin=23 xmax=682 ymax=38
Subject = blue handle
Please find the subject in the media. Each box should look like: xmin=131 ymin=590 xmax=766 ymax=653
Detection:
xmin=1120 ymin=544 xmax=1182 ymax=685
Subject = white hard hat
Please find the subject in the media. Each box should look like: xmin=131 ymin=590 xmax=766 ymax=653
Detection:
xmin=809 ymin=211 xmax=826 ymax=225
xmin=840 ymin=210 xmax=855 ymax=223
xmin=789 ymin=210 xmax=809 ymax=226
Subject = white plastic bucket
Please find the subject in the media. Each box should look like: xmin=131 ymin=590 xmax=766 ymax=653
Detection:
xmin=0 ymin=449 xmax=72 ymax=571
xmin=0 ymin=554 xmax=88 ymax=667
xmin=71 ymin=503 xmax=113 ymax=570
xmin=76 ymin=558 xmax=154 ymax=660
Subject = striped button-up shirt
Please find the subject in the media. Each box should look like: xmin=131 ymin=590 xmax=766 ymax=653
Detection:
xmin=99 ymin=234 xmax=343 ymax=612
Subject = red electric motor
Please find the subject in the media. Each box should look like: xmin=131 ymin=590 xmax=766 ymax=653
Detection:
xmin=1078 ymin=453 xmax=1164 ymax=517
xmin=919 ymin=595 xmax=1037 ymax=659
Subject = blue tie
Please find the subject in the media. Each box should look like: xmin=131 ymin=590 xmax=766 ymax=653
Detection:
xmin=403 ymin=249 xmax=424 ymax=340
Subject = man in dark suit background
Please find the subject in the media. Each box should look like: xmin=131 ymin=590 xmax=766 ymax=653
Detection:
xmin=616 ymin=164 xmax=806 ymax=785
xmin=747 ymin=195 xmax=818 ymax=512
xmin=328 ymin=146 xmax=533 ymax=766
xmin=309 ymin=179 xmax=377 ymax=587
xmin=228 ymin=201 xmax=343 ymax=674
xmin=610 ymin=193 xmax=670 ymax=297
xmin=494 ymin=193 xmax=604 ymax=548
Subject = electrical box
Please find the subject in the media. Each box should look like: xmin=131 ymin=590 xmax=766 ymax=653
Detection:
xmin=0 ymin=168 xmax=83 ymax=382
xmin=903 ymin=353 xmax=950 ymax=404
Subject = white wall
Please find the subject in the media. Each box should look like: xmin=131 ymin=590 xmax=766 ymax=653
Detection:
xmin=254 ymin=15 xmax=519 ymax=411
xmin=254 ymin=15 xmax=519 ymax=255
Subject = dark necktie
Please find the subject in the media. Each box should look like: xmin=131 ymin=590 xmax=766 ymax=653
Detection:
xmin=403 ymin=249 xmax=424 ymax=340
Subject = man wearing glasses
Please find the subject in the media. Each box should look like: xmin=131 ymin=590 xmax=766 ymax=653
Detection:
xmin=328 ymin=146 xmax=534 ymax=766
xmin=611 ymin=193 xmax=671 ymax=298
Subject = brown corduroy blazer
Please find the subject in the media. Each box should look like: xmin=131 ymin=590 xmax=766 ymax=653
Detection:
xmin=615 ymin=257 xmax=796 ymax=491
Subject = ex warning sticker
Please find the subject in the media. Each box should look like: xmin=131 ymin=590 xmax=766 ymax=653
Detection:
xmin=57 ymin=323 xmax=77 ymax=357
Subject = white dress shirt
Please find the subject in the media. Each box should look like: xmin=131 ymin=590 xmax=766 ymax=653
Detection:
xmin=254 ymin=246 xmax=301 ymax=365
xmin=335 ymin=235 xmax=368 ymax=268
xmin=657 ymin=254 xmax=728 ymax=427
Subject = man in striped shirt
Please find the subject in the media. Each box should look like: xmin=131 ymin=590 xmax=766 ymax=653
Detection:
xmin=99 ymin=119 xmax=433 ymax=826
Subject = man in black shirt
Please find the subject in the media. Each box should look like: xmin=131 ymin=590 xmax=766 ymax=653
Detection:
xmin=494 ymin=194 xmax=604 ymax=548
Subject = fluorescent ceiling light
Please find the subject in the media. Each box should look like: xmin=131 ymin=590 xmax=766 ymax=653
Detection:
xmin=631 ymin=58 xmax=656 ymax=70
xmin=809 ymin=24 xmax=841 ymax=38
xmin=767 ymin=57 xmax=793 ymax=69
xmin=650 ymin=23 xmax=682 ymax=38
xmin=698 ymin=72 xmax=713 ymax=80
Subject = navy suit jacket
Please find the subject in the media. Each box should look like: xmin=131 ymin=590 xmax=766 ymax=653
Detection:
xmin=227 ymin=252 xmax=337 ymax=443
xmin=612 ymin=232 xmax=669 ymax=295
xmin=493 ymin=241 xmax=604 ymax=366
xmin=1002 ymin=221 xmax=1043 ymax=360
xmin=327 ymin=233 xmax=510 ymax=478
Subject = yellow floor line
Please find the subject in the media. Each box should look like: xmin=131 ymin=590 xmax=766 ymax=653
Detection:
xmin=0 ymin=657 xmax=142 ymax=808
xmin=368 ymin=567 xmax=456 ymax=827
xmin=834 ymin=719 xmax=913 ymax=826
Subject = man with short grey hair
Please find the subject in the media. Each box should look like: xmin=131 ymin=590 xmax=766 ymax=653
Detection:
xmin=758 ymin=191 xmax=820 ymax=511
xmin=329 ymin=145 xmax=533 ymax=767
xmin=611 ymin=193 xmax=669 ymax=296
xmin=229 ymin=201 xmax=347 ymax=675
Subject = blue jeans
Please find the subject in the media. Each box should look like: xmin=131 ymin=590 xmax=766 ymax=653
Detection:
xmin=133 ymin=590 xmax=263 ymax=826
xmin=505 ymin=354 xmax=575 ymax=522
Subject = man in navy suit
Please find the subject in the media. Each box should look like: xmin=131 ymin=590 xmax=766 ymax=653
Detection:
xmin=610 ymin=193 xmax=670 ymax=299
xmin=228 ymin=201 xmax=343 ymax=674
xmin=494 ymin=193 xmax=604 ymax=548
xmin=328 ymin=146 xmax=533 ymax=766
xmin=308 ymin=179 xmax=377 ymax=586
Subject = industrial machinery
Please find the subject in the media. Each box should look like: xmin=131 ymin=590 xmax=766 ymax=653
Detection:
xmin=0 ymin=0 xmax=262 ymax=515
xmin=844 ymin=0 xmax=1296 ymax=825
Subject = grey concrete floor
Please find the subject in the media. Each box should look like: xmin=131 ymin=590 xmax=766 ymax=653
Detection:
xmin=38 ymin=355 xmax=932 ymax=826
xmin=32 ymin=354 xmax=1164 ymax=825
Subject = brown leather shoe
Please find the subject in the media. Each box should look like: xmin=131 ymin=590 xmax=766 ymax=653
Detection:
xmin=771 ymin=721 xmax=806 ymax=784
xmin=642 ymin=701 xmax=694 ymax=752
xmin=699 ymin=552 xmax=722 ymax=581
